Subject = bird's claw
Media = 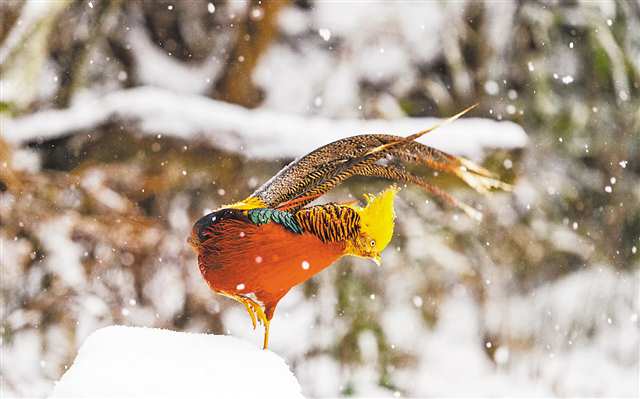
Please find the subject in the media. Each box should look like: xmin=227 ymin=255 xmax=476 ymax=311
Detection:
xmin=248 ymin=299 xmax=268 ymax=328
xmin=218 ymin=291 xmax=271 ymax=349
xmin=240 ymin=297 xmax=270 ymax=349
xmin=235 ymin=295 xmax=267 ymax=329
xmin=242 ymin=301 xmax=258 ymax=329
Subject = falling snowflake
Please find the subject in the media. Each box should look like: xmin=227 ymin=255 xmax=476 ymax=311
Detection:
xmin=412 ymin=296 xmax=423 ymax=308
xmin=561 ymin=75 xmax=574 ymax=84
xmin=318 ymin=28 xmax=331 ymax=41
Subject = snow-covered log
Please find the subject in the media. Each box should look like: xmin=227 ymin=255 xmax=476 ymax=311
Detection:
xmin=3 ymin=86 xmax=527 ymax=160
xmin=49 ymin=326 xmax=303 ymax=399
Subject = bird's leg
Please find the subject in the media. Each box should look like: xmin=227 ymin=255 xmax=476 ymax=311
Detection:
xmin=219 ymin=291 xmax=270 ymax=348
xmin=262 ymin=304 xmax=279 ymax=350
xmin=262 ymin=319 xmax=271 ymax=350
xmin=241 ymin=297 xmax=271 ymax=349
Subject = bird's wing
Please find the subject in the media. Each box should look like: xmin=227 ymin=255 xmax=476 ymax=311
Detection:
xmin=244 ymin=105 xmax=510 ymax=217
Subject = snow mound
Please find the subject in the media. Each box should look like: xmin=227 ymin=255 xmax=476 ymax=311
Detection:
xmin=50 ymin=326 xmax=303 ymax=399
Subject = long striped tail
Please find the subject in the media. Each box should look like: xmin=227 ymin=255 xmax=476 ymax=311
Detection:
xmin=246 ymin=104 xmax=513 ymax=217
xmin=454 ymin=158 xmax=513 ymax=194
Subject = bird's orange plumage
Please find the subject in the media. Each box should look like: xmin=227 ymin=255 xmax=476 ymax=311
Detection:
xmin=198 ymin=217 xmax=344 ymax=318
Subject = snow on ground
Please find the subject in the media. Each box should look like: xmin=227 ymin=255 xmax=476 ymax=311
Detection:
xmin=49 ymin=326 xmax=303 ymax=399
xmin=3 ymin=86 xmax=527 ymax=161
xmin=380 ymin=267 xmax=639 ymax=398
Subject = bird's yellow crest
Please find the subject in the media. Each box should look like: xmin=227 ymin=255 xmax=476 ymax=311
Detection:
xmin=348 ymin=186 xmax=399 ymax=262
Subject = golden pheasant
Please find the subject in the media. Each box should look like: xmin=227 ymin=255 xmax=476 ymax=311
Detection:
xmin=188 ymin=106 xmax=511 ymax=349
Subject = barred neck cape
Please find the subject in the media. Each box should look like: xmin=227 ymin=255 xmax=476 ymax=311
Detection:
xmin=189 ymin=105 xmax=512 ymax=349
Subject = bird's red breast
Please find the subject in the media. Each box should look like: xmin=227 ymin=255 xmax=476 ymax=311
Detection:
xmin=197 ymin=216 xmax=345 ymax=312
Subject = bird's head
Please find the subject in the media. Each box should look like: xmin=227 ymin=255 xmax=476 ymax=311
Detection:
xmin=188 ymin=211 xmax=218 ymax=251
xmin=188 ymin=208 xmax=246 ymax=252
xmin=346 ymin=185 xmax=399 ymax=265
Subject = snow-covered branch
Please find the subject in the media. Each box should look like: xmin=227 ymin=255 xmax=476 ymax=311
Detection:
xmin=4 ymin=86 xmax=527 ymax=160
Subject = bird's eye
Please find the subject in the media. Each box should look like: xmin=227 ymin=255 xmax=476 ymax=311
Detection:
xmin=370 ymin=239 xmax=376 ymax=247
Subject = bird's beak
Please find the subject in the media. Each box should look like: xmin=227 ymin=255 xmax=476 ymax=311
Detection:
xmin=372 ymin=254 xmax=382 ymax=266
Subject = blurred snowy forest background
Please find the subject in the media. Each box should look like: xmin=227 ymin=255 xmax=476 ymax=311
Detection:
xmin=1 ymin=0 xmax=639 ymax=397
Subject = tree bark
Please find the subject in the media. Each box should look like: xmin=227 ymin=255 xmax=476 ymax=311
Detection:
xmin=211 ymin=0 xmax=288 ymax=108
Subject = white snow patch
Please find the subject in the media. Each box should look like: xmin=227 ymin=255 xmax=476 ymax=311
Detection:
xmin=402 ymin=292 xmax=553 ymax=397
xmin=278 ymin=7 xmax=307 ymax=36
xmin=313 ymin=2 xmax=444 ymax=65
xmin=1 ymin=328 xmax=53 ymax=398
xmin=10 ymin=148 xmax=41 ymax=173
xmin=143 ymin=265 xmax=186 ymax=320
xmin=36 ymin=216 xmax=86 ymax=287
xmin=50 ymin=326 xmax=303 ymax=399
xmin=4 ymin=87 xmax=528 ymax=161
xmin=255 ymin=43 xmax=333 ymax=115
xmin=0 ymin=0 xmax=54 ymax=65
xmin=296 ymin=354 xmax=342 ymax=397
xmin=81 ymin=169 xmax=129 ymax=212
xmin=127 ymin=27 xmax=221 ymax=95
xmin=0 ymin=233 xmax=31 ymax=290
xmin=483 ymin=267 xmax=640 ymax=397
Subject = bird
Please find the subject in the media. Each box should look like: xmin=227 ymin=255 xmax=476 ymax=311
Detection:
xmin=188 ymin=105 xmax=511 ymax=349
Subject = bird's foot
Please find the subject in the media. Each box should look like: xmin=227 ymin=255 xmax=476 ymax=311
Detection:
xmin=218 ymin=291 xmax=271 ymax=349
xmin=239 ymin=296 xmax=271 ymax=349
xmin=241 ymin=300 xmax=258 ymax=329
xmin=242 ymin=296 xmax=268 ymax=329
